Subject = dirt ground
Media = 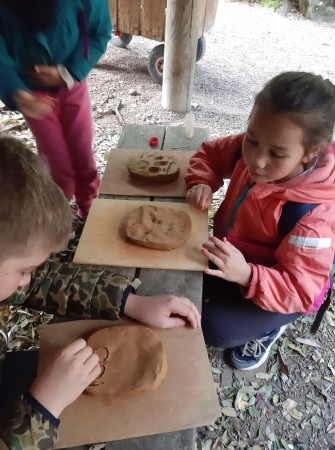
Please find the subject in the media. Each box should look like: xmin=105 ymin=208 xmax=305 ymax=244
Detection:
xmin=1 ymin=1 xmax=335 ymax=449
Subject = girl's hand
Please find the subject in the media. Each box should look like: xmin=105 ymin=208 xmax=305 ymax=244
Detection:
xmin=29 ymin=339 xmax=101 ymax=418
xmin=124 ymin=293 xmax=201 ymax=329
xmin=14 ymin=90 xmax=56 ymax=119
xmin=30 ymin=65 xmax=65 ymax=88
xmin=186 ymin=184 xmax=212 ymax=210
xmin=202 ymin=236 xmax=252 ymax=287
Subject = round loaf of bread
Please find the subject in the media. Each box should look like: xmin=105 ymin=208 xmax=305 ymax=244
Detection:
xmin=125 ymin=205 xmax=192 ymax=250
xmin=85 ymin=325 xmax=167 ymax=397
xmin=127 ymin=153 xmax=180 ymax=183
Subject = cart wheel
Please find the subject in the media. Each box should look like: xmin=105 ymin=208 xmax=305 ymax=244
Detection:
xmin=148 ymin=38 xmax=206 ymax=84
xmin=111 ymin=31 xmax=133 ymax=48
xmin=148 ymin=44 xmax=165 ymax=84
xmin=196 ymin=36 xmax=206 ymax=62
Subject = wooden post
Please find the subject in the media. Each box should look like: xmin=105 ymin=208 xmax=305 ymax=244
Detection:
xmin=162 ymin=0 xmax=201 ymax=113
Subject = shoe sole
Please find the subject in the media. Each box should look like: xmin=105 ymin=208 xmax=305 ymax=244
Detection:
xmin=231 ymin=325 xmax=287 ymax=371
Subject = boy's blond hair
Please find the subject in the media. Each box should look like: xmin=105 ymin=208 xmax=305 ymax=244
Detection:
xmin=0 ymin=136 xmax=72 ymax=261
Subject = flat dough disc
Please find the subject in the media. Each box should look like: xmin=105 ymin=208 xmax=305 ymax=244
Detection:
xmin=127 ymin=153 xmax=180 ymax=183
xmin=85 ymin=325 xmax=167 ymax=397
xmin=125 ymin=205 xmax=192 ymax=250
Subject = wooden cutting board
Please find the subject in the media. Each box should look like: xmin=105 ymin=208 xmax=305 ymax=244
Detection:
xmin=39 ymin=319 xmax=221 ymax=448
xmin=73 ymin=199 xmax=208 ymax=271
xmin=99 ymin=149 xmax=194 ymax=197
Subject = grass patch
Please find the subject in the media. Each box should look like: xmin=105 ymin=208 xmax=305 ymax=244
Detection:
xmin=260 ymin=0 xmax=282 ymax=10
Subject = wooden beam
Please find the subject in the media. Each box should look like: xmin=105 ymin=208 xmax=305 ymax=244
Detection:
xmin=162 ymin=0 xmax=201 ymax=113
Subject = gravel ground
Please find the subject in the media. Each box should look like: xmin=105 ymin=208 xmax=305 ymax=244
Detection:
xmin=90 ymin=0 xmax=335 ymax=142
xmin=1 ymin=1 xmax=335 ymax=449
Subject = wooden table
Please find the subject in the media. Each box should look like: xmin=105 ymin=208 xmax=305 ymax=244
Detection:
xmin=62 ymin=123 xmax=211 ymax=450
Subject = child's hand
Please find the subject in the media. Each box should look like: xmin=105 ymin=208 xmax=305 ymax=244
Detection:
xmin=202 ymin=236 xmax=252 ymax=287
xmin=14 ymin=90 xmax=56 ymax=119
xmin=186 ymin=184 xmax=212 ymax=210
xmin=29 ymin=338 xmax=100 ymax=418
xmin=124 ymin=293 xmax=201 ymax=329
xmin=30 ymin=65 xmax=65 ymax=88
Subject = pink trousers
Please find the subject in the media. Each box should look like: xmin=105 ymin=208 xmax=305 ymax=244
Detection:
xmin=24 ymin=81 xmax=100 ymax=218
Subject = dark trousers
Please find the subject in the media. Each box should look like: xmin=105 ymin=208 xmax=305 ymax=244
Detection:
xmin=202 ymin=272 xmax=301 ymax=348
xmin=0 ymin=350 xmax=38 ymax=416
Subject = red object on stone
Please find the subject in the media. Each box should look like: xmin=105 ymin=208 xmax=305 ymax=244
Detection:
xmin=149 ymin=136 xmax=159 ymax=147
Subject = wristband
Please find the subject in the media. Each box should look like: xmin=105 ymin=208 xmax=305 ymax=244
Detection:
xmin=119 ymin=278 xmax=141 ymax=316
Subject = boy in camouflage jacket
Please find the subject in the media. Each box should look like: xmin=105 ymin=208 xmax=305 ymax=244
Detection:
xmin=0 ymin=137 xmax=200 ymax=450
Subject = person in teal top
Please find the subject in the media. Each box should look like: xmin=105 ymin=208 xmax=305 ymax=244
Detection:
xmin=0 ymin=0 xmax=112 ymax=219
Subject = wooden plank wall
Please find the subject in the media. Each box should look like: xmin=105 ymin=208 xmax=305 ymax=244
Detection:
xmin=119 ymin=0 xmax=141 ymax=35
xmin=109 ymin=0 xmax=218 ymax=41
xmin=108 ymin=0 xmax=117 ymax=31
xmin=141 ymin=0 xmax=166 ymax=41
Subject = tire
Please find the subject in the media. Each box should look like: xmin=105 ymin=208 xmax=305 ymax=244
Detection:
xmin=148 ymin=44 xmax=165 ymax=84
xmin=147 ymin=37 xmax=206 ymax=84
xmin=110 ymin=31 xmax=133 ymax=48
xmin=196 ymin=35 xmax=206 ymax=62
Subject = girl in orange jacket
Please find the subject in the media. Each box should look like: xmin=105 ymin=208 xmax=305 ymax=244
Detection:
xmin=185 ymin=72 xmax=335 ymax=370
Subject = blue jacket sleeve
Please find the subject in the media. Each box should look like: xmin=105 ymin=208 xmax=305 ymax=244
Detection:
xmin=64 ymin=0 xmax=112 ymax=81
xmin=0 ymin=34 xmax=29 ymax=110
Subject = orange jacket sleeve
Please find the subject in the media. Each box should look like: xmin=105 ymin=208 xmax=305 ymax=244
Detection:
xmin=185 ymin=133 xmax=245 ymax=192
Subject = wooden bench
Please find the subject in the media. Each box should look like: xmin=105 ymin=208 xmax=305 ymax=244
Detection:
xmin=61 ymin=123 xmax=210 ymax=450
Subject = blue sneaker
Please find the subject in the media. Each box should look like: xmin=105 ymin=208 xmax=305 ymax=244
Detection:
xmin=229 ymin=326 xmax=287 ymax=371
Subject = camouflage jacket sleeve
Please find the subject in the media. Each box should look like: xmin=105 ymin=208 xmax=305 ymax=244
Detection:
xmin=0 ymin=397 xmax=58 ymax=450
xmin=4 ymin=260 xmax=135 ymax=320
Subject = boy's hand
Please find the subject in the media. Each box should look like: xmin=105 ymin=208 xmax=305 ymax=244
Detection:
xmin=202 ymin=236 xmax=252 ymax=287
xmin=186 ymin=184 xmax=212 ymax=210
xmin=14 ymin=90 xmax=56 ymax=119
xmin=29 ymin=338 xmax=100 ymax=418
xmin=30 ymin=65 xmax=65 ymax=88
xmin=124 ymin=293 xmax=201 ymax=329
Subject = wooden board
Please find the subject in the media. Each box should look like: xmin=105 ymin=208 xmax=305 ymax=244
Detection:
xmin=116 ymin=124 xmax=209 ymax=152
xmin=39 ymin=320 xmax=221 ymax=448
xmin=164 ymin=125 xmax=209 ymax=151
xmin=100 ymin=149 xmax=193 ymax=197
xmin=138 ymin=269 xmax=203 ymax=310
xmin=73 ymin=199 xmax=208 ymax=271
xmin=118 ymin=0 xmax=141 ymax=35
xmin=141 ymin=0 xmax=166 ymax=41
xmin=108 ymin=0 xmax=118 ymax=30
xmin=117 ymin=124 xmax=166 ymax=150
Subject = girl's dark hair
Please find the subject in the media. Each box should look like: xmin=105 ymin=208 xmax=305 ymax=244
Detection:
xmin=0 ymin=0 xmax=57 ymax=31
xmin=255 ymin=72 xmax=335 ymax=151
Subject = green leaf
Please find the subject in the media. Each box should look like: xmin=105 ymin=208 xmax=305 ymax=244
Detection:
xmin=287 ymin=342 xmax=305 ymax=356
xmin=272 ymin=394 xmax=279 ymax=405
xmin=221 ymin=407 xmax=238 ymax=417
xmin=265 ymin=425 xmax=276 ymax=441
xmin=248 ymin=406 xmax=260 ymax=418
xmin=258 ymin=384 xmax=273 ymax=401
xmin=310 ymin=414 xmax=322 ymax=429
xmin=256 ymin=372 xmax=272 ymax=380
xmin=295 ymin=337 xmax=320 ymax=347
